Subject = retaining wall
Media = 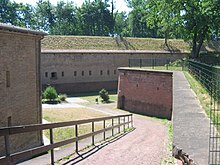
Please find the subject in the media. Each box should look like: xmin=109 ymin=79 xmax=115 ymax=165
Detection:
xmin=117 ymin=68 xmax=173 ymax=120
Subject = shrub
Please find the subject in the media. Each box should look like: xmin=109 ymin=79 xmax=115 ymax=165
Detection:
xmin=43 ymin=86 xmax=58 ymax=101
xmin=99 ymin=88 xmax=109 ymax=102
xmin=42 ymin=91 xmax=45 ymax=99
xmin=59 ymin=94 xmax=67 ymax=102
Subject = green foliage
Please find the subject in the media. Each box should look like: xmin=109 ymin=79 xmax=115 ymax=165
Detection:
xmin=169 ymin=58 xmax=187 ymax=67
xmin=145 ymin=0 xmax=220 ymax=58
xmin=1 ymin=0 xmax=219 ymax=54
xmin=99 ymin=88 xmax=110 ymax=102
xmin=58 ymin=94 xmax=67 ymax=102
xmin=43 ymin=86 xmax=58 ymax=101
xmin=42 ymin=91 xmax=45 ymax=99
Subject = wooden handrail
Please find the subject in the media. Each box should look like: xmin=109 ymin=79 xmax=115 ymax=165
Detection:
xmin=0 ymin=114 xmax=132 ymax=136
xmin=0 ymin=114 xmax=133 ymax=165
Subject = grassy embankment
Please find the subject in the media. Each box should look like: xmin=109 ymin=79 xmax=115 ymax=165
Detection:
xmin=42 ymin=35 xmax=190 ymax=51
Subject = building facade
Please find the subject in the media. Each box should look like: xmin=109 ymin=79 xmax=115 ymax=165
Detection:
xmin=117 ymin=68 xmax=173 ymax=120
xmin=41 ymin=50 xmax=186 ymax=94
xmin=0 ymin=24 xmax=46 ymax=156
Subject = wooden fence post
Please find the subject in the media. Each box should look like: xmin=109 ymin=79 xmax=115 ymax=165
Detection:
xmin=112 ymin=118 xmax=114 ymax=136
xmin=49 ymin=129 xmax=54 ymax=165
xmin=92 ymin=122 xmax=95 ymax=145
xmin=103 ymin=120 xmax=106 ymax=141
xmin=75 ymin=124 xmax=78 ymax=153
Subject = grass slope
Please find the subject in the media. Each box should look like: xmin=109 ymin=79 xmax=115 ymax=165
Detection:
xmin=42 ymin=35 xmax=190 ymax=51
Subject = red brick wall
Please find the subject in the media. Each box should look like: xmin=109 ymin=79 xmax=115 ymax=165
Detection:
xmin=117 ymin=68 xmax=173 ymax=120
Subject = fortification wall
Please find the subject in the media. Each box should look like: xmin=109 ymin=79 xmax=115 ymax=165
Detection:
xmin=41 ymin=50 xmax=186 ymax=93
xmin=0 ymin=25 xmax=44 ymax=157
xmin=117 ymin=68 xmax=173 ymax=120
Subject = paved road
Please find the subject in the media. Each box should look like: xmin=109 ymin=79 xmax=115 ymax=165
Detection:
xmin=20 ymin=103 xmax=169 ymax=165
xmin=61 ymin=114 xmax=169 ymax=165
xmin=172 ymin=72 xmax=210 ymax=165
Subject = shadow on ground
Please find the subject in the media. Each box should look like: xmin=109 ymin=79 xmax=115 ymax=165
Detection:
xmin=60 ymin=128 xmax=135 ymax=165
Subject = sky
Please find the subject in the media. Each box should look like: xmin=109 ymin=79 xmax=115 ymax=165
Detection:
xmin=14 ymin=0 xmax=131 ymax=13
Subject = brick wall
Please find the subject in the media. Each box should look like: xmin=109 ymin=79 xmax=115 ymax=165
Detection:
xmin=117 ymin=68 xmax=173 ymax=120
xmin=41 ymin=50 xmax=185 ymax=93
xmin=0 ymin=25 xmax=45 ymax=157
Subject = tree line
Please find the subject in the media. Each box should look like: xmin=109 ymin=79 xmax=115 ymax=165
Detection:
xmin=0 ymin=0 xmax=220 ymax=58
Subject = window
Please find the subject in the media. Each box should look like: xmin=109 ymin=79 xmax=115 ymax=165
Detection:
xmin=74 ymin=71 xmax=77 ymax=76
xmin=8 ymin=116 xmax=12 ymax=126
xmin=107 ymin=70 xmax=110 ymax=75
xmin=114 ymin=70 xmax=117 ymax=75
xmin=100 ymin=70 xmax=103 ymax=75
xmin=45 ymin=72 xmax=48 ymax=78
xmin=51 ymin=72 xmax=57 ymax=79
xmin=82 ymin=71 xmax=84 ymax=76
xmin=89 ymin=70 xmax=92 ymax=76
xmin=62 ymin=71 xmax=64 ymax=77
xmin=6 ymin=71 xmax=10 ymax=87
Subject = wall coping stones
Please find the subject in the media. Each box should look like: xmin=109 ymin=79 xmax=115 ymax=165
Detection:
xmin=0 ymin=23 xmax=47 ymax=36
xmin=118 ymin=67 xmax=173 ymax=75
xmin=42 ymin=49 xmax=189 ymax=54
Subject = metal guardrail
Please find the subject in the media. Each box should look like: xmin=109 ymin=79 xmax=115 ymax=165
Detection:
xmin=0 ymin=114 xmax=133 ymax=165
xmin=188 ymin=60 xmax=220 ymax=165
xmin=128 ymin=58 xmax=186 ymax=71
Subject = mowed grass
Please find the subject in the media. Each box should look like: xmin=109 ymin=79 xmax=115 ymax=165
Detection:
xmin=43 ymin=108 xmax=109 ymax=143
xmin=184 ymin=71 xmax=211 ymax=117
xmin=42 ymin=35 xmax=190 ymax=51
xmin=43 ymin=108 xmax=108 ymax=122
xmin=69 ymin=92 xmax=118 ymax=106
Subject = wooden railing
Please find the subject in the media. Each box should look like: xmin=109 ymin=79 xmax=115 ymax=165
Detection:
xmin=0 ymin=114 xmax=133 ymax=165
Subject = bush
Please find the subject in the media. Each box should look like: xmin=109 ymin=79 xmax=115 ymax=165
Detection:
xmin=99 ymin=88 xmax=109 ymax=102
xmin=43 ymin=86 xmax=58 ymax=101
xmin=59 ymin=94 xmax=67 ymax=102
xmin=42 ymin=91 xmax=45 ymax=99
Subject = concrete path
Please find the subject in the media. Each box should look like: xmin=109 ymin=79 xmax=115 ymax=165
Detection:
xmin=173 ymin=72 xmax=210 ymax=165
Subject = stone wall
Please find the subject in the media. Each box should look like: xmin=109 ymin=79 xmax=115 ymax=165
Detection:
xmin=117 ymin=68 xmax=173 ymax=120
xmin=41 ymin=50 xmax=186 ymax=93
xmin=0 ymin=24 xmax=45 ymax=157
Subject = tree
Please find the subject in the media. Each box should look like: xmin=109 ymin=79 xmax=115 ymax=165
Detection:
xmin=145 ymin=0 xmax=220 ymax=58
xmin=114 ymin=11 xmax=128 ymax=36
xmin=0 ymin=0 xmax=35 ymax=27
xmin=125 ymin=0 xmax=159 ymax=38
xmin=146 ymin=0 xmax=181 ymax=49
xmin=180 ymin=0 xmax=220 ymax=58
xmin=78 ymin=0 xmax=114 ymax=36
xmin=51 ymin=1 xmax=78 ymax=35
xmin=35 ymin=0 xmax=55 ymax=32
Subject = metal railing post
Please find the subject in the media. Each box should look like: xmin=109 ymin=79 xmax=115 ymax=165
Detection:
xmin=166 ymin=59 xmax=169 ymax=70
xmin=152 ymin=59 xmax=154 ymax=69
xmin=49 ymin=129 xmax=54 ymax=165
